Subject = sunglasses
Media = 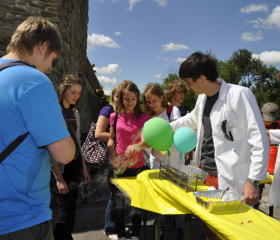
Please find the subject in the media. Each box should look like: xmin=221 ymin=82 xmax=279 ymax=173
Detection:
xmin=221 ymin=120 xmax=234 ymax=141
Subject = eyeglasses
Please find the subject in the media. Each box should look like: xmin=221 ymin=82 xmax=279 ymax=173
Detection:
xmin=221 ymin=120 xmax=234 ymax=141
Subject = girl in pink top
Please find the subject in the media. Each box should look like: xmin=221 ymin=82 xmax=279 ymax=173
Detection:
xmin=108 ymin=81 xmax=149 ymax=169
xmin=107 ymin=81 xmax=149 ymax=240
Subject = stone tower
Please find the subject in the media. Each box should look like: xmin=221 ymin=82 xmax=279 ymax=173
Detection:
xmin=0 ymin=0 xmax=104 ymax=141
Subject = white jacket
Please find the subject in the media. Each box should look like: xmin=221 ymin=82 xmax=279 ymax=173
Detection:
xmin=268 ymin=130 xmax=280 ymax=206
xmin=171 ymin=79 xmax=269 ymax=195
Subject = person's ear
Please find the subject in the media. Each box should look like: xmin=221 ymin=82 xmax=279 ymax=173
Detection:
xmin=38 ymin=41 xmax=49 ymax=56
xmin=200 ymin=74 xmax=206 ymax=82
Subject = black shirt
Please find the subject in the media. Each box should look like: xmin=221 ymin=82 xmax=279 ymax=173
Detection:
xmin=63 ymin=107 xmax=77 ymax=133
xmin=178 ymin=104 xmax=190 ymax=117
xmin=200 ymin=91 xmax=219 ymax=176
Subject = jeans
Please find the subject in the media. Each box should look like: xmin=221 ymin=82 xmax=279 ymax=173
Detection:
xmin=52 ymin=182 xmax=79 ymax=240
xmin=104 ymin=193 xmax=116 ymax=234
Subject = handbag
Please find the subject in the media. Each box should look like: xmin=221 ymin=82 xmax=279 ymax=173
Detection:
xmin=82 ymin=112 xmax=118 ymax=165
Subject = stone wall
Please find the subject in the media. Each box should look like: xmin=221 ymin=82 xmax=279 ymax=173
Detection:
xmin=0 ymin=0 xmax=103 ymax=140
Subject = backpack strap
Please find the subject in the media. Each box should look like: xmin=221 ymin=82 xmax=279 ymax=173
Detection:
xmin=0 ymin=133 xmax=29 ymax=164
xmin=0 ymin=60 xmax=34 ymax=71
xmin=167 ymin=105 xmax=174 ymax=122
xmin=0 ymin=60 xmax=33 ymax=164
xmin=114 ymin=112 xmax=118 ymax=147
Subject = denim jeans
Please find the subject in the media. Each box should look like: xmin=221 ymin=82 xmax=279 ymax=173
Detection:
xmin=104 ymin=192 xmax=116 ymax=235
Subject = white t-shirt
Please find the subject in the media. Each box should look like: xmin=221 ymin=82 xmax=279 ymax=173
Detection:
xmin=149 ymin=106 xmax=183 ymax=169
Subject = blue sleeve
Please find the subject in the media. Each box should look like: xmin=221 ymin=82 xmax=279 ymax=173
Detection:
xmin=18 ymin=82 xmax=69 ymax=147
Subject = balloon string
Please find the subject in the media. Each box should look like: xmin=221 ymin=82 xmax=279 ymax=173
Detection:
xmin=167 ymin=150 xmax=171 ymax=156
xmin=179 ymin=153 xmax=182 ymax=159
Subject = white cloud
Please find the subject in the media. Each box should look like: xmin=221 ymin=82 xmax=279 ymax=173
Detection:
xmin=240 ymin=4 xmax=268 ymax=14
xmin=252 ymin=51 xmax=280 ymax=65
xmin=247 ymin=6 xmax=280 ymax=30
xmin=247 ymin=18 xmax=264 ymax=28
xmin=115 ymin=31 xmax=122 ymax=36
xmin=155 ymin=74 xmax=163 ymax=79
xmin=94 ymin=64 xmax=122 ymax=75
xmin=87 ymin=33 xmax=120 ymax=49
xmin=264 ymin=6 xmax=280 ymax=29
xmin=241 ymin=30 xmax=263 ymax=41
xmin=104 ymin=89 xmax=112 ymax=95
xmin=152 ymin=0 xmax=167 ymax=7
xmin=98 ymin=76 xmax=118 ymax=84
xmin=173 ymin=58 xmax=185 ymax=64
xmin=128 ymin=0 xmax=142 ymax=11
xmin=162 ymin=43 xmax=189 ymax=52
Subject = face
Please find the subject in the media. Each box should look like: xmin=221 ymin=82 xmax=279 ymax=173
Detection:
xmin=145 ymin=94 xmax=164 ymax=114
xmin=113 ymin=91 xmax=120 ymax=105
xmin=172 ymin=91 xmax=185 ymax=104
xmin=122 ymin=89 xmax=137 ymax=113
xmin=184 ymin=77 xmax=203 ymax=95
xmin=263 ymin=119 xmax=272 ymax=127
xmin=35 ymin=42 xmax=58 ymax=73
xmin=63 ymin=84 xmax=82 ymax=108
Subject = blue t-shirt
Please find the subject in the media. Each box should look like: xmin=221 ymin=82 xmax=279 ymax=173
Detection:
xmin=0 ymin=59 xmax=70 ymax=234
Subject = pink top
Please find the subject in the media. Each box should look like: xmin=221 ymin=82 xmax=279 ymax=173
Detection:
xmin=110 ymin=112 xmax=150 ymax=168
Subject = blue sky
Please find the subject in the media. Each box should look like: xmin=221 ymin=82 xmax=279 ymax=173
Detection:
xmin=87 ymin=0 xmax=280 ymax=95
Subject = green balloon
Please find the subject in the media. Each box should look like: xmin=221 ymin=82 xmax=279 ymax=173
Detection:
xmin=143 ymin=117 xmax=173 ymax=151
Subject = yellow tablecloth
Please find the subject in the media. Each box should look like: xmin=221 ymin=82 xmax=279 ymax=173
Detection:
xmin=112 ymin=169 xmax=280 ymax=240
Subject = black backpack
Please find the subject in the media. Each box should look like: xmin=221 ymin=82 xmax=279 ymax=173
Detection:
xmin=0 ymin=60 xmax=35 ymax=163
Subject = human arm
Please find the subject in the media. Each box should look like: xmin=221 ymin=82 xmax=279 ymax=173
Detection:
xmin=170 ymin=96 xmax=200 ymax=131
xmin=48 ymin=136 xmax=76 ymax=164
xmin=82 ymin=157 xmax=90 ymax=184
xmin=95 ymin=115 xmax=110 ymax=142
xmin=107 ymin=125 xmax=118 ymax=162
xmin=243 ymin=182 xmax=260 ymax=206
xmin=269 ymin=129 xmax=280 ymax=145
xmin=229 ymin=88 xmax=269 ymax=204
xmin=125 ymin=132 xmax=148 ymax=157
xmin=51 ymin=164 xmax=69 ymax=194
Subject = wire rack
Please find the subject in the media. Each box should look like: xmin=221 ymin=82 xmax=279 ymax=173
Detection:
xmin=159 ymin=163 xmax=207 ymax=191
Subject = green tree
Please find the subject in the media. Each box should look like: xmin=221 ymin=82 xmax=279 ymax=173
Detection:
xmin=218 ymin=49 xmax=279 ymax=108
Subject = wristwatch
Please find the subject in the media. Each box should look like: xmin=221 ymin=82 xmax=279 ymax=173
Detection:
xmin=247 ymin=178 xmax=260 ymax=187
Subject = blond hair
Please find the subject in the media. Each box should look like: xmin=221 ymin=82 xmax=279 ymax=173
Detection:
xmin=166 ymin=80 xmax=187 ymax=102
xmin=6 ymin=16 xmax=62 ymax=57
xmin=143 ymin=83 xmax=168 ymax=117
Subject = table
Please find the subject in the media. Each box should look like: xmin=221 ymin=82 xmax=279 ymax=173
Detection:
xmin=113 ymin=169 xmax=280 ymax=240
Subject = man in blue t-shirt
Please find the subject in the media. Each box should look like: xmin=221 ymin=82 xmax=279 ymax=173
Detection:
xmin=0 ymin=17 xmax=76 ymax=240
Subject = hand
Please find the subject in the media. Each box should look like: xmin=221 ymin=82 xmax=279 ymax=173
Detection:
xmin=243 ymin=182 xmax=259 ymax=206
xmin=56 ymin=178 xmax=69 ymax=194
xmin=125 ymin=144 xmax=141 ymax=157
xmin=83 ymin=168 xmax=90 ymax=184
